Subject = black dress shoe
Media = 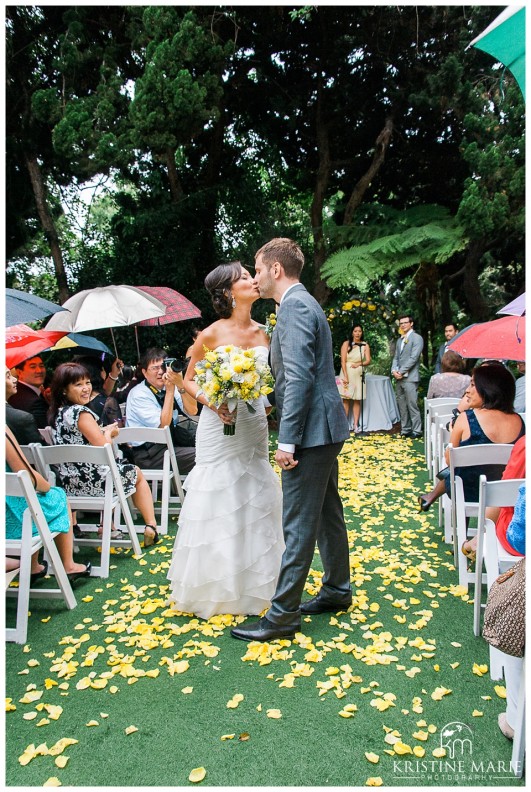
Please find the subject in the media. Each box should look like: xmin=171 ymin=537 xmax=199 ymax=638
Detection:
xmin=300 ymin=594 xmax=352 ymax=615
xmin=67 ymin=561 xmax=92 ymax=582
xmin=411 ymin=432 xmax=423 ymax=439
xmin=230 ymin=616 xmax=299 ymax=643
xmin=30 ymin=560 xmax=48 ymax=585
xmin=400 ymin=431 xmax=411 ymax=437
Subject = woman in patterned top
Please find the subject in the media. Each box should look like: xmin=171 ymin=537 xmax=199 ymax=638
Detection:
xmin=48 ymin=362 xmax=160 ymax=548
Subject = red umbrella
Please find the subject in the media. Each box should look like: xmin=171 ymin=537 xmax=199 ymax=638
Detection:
xmin=135 ymin=287 xmax=201 ymax=326
xmin=6 ymin=324 xmax=68 ymax=368
xmin=448 ymin=315 xmax=525 ymax=362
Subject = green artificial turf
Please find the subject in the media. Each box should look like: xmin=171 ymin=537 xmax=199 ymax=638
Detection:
xmin=5 ymin=434 xmax=524 ymax=787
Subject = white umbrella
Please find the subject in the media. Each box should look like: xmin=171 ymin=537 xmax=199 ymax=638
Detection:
xmin=45 ymin=285 xmax=166 ymax=356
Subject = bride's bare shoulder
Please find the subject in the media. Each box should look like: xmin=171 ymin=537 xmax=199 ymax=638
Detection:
xmin=197 ymin=320 xmax=227 ymax=350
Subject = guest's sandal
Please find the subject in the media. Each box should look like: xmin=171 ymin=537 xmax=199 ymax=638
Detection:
xmin=143 ymin=526 xmax=160 ymax=548
xmin=30 ymin=560 xmax=49 ymax=585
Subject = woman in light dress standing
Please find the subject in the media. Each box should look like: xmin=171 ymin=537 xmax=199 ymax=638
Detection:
xmin=339 ymin=323 xmax=371 ymax=432
xmin=167 ymin=262 xmax=284 ymax=620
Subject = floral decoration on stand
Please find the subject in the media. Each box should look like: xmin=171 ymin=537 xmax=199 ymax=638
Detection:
xmin=264 ymin=313 xmax=277 ymax=337
xmin=194 ymin=346 xmax=274 ymax=435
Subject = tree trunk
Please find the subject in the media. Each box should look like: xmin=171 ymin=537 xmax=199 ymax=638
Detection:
xmin=165 ymin=147 xmax=184 ymax=203
xmin=463 ymin=240 xmax=489 ymax=321
xmin=24 ymin=154 xmax=70 ymax=304
xmin=343 ymin=117 xmax=394 ymax=226
xmin=310 ymin=76 xmax=332 ymax=306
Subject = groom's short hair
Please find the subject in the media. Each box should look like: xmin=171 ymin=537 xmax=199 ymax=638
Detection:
xmin=255 ymin=238 xmax=304 ymax=279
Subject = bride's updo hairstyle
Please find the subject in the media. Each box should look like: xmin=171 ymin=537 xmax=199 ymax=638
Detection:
xmin=205 ymin=261 xmax=242 ymax=319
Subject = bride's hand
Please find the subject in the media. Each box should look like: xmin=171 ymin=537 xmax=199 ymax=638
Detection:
xmin=214 ymin=403 xmax=236 ymax=425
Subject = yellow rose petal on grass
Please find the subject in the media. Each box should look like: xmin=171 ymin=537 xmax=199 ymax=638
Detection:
xmin=48 ymin=738 xmax=78 ymax=756
xmin=100 ymin=713 xmax=109 ymax=719
xmin=125 ymin=725 xmax=138 ymax=735
xmin=494 ymin=685 xmax=507 ymax=699
xmin=43 ymin=778 xmax=62 ymax=786
xmin=450 ymin=642 xmax=461 ymax=648
xmin=182 ymin=687 xmax=193 ymax=694
xmin=109 ymin=686 xmax=119 ymax=694
xmin=27 ymin=659 xmax=39 ymax=667
xmin=365 ymin=752 xmax=380 ymax=764
xmin=266 ymin=709 xmax=282 ymax=719
xmin=473 ymin=663 xmax=488 ymax=677
xmin=36 ymin=718 xmax=50 ymax=727
xmin=189 ymin=767 xmax=206 ymax=783
xmin=81 ymin=596 xmax=93 ymax=603
xmin=6 ymin=699 xmax=16 ymax=712
xmin=412 ymin=731 xmax=428 ymax=741
xmin=365 ymin=777 xmax=383 ymax=786
xmin=221 ymin=734 xmax=235 ymax=741
xmin=86 ymin=720 xmax=99 ymax=727
xmin=481 ymin=695 xmax=492 ymax=701
xmin=413 ymin=746 xmax=425 ymax=758
xmin=432 ymin=747 xmax=446 ymax=758
xmin=23 ymin=712 xmax=37 ymax=720
xmin=393 ymin=742 xmax=412 ymax=755
xmin=450 ymin=662 xmax=460 ymax=669
xmin=55 ymin=756 xmax=69 ymax=769
xmin=41 ymin=616 xmax=52 ymax=623
xmin=19 ymin=690 xmax=43 ymax=704
xmin=472 ymin=710 xmax=483 ymax=717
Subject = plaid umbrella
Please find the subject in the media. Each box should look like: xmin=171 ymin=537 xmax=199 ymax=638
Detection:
xmin=136 ymin=286 xmax=201 ymax=326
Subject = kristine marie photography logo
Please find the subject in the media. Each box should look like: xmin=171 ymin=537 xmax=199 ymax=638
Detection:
xmin=393 ymin=721 xmax=522 ymax=783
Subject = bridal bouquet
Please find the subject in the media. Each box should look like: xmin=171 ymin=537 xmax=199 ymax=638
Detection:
xmin=194 ymin=345 xmax=274 ymax=435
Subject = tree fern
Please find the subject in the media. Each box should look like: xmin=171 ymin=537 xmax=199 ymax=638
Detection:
xmin=323 ymin=204 xmax=468 ymax=289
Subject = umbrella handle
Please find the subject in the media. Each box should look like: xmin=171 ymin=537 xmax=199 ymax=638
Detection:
xmin=134 ymin=326 xmax=140 ymax=360
xmin=109 ymin=328 xmax=119 ymax=359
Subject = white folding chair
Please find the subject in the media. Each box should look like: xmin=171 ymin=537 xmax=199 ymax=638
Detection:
xmin=33 ymin=443 xmax=142 ymax=578
xmin=6 ymin=470 xmax=77 ymax=643
xmin=424 ymin=397 xmax=460 ymax=469
xmin=38 ymin=426 xmax=54 ymax=445
xmin=473 ymin=477 xmax=524 ymax=636
xmin=445 ymin=443 xmax=513 ymax=570
xmin=512 ymin=656 xmax=526 ymax=777
xmin=113 ymin=425 xmax=185 ymax=535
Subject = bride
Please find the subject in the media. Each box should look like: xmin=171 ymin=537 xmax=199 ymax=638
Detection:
xmin=166 ymin=261 xmax=284 ymax=619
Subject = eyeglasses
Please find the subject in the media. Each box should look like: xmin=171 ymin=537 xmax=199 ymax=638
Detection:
xmin=148 ymin=364 xmax=164 ymax=372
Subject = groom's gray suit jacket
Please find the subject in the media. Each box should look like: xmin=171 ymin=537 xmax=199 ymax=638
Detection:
xmin=270 ymin=284 xmax=349 ymax=448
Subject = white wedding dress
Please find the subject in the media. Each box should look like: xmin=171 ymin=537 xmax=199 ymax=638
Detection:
xmin=167 ymin=346 xmax=284 ymax=619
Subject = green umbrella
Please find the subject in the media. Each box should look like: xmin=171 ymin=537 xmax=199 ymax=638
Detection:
xmin=468 ymin=6 xmax=525 ymax=99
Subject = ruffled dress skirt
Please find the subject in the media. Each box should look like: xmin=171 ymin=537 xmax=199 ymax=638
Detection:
xmin=167 ymin=399 xmax=284 ymax=619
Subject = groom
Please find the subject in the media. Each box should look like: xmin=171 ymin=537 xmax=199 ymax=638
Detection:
xmin=231 ymin=237 xmax=352 ymax=643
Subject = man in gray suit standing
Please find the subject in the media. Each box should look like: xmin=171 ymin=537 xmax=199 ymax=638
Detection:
xmin=231 ymin=238 xmax=352 ymax=643
xmin=391 ymin=315 xmax=424 ymax=438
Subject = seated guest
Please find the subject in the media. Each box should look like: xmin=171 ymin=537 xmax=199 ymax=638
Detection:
xmin=125 ymin=347 xmax=197 ymax=474
xmin=115 ymin=365 xmax=137 ymax=404
xmin=73 ymin=355 xmax=122 ymax=427
xmin=513 ymin=361 xmax=525 ymax=413
xmin=418 ymin=363 xmax=525 ymax=511
xmin=8 ymin=356 xmax=49 ymax=428
xmin=6 ymin=425 xmax=91 ymax=580
xmin=6 ymin=367 xmax=42 ymax=444
xmin=427 ymin=351 xmax=470 ymax=399
xmin=462 ymin=435 xmax=525 ymax=561
xmin=48 ymin=362 xmax=161 ymax=547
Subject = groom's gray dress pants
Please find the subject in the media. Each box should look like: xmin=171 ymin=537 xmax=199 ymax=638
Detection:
xmin=266 ymin=441 xmax=351 ymax=627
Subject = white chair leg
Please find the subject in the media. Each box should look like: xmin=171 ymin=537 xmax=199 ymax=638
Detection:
xmin=489 ymin=646 xmax=505 ymax=681
xmin=512 ymin=658 xmax=526 ymax=777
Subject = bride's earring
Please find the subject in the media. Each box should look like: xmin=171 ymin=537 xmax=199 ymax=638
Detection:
xmin=231 ymin=295 xmax=236 ymax=309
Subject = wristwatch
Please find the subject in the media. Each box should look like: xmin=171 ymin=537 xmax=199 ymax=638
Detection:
xmin=178 ymin=387 xmax=186 ymax=394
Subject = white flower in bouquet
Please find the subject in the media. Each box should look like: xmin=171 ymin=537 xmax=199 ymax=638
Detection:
xmin=194 ymin=345 xmax=274 ymax=435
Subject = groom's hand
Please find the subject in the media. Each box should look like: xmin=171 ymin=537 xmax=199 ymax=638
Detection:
xmin=275 ymin=450 xmax=298 ymax=470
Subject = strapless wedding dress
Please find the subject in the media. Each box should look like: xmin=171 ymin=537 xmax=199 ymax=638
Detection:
xmin=167 ymin=346 xmax=284 ymax=619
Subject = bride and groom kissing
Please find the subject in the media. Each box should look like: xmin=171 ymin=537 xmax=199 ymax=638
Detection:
xmin=167 ymin=237 xmax=352 ymax=641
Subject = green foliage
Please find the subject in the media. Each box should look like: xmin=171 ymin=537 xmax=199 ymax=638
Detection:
xmin=322 ymin=205 xmax=468 ymax=289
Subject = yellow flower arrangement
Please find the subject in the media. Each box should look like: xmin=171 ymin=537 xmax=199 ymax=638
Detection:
xmin=194 ymin=345 xmax=274 ymax=435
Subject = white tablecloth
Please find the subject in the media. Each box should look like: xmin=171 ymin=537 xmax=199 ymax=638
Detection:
xmin=346 ymin=374 xmax=400 ymax=432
